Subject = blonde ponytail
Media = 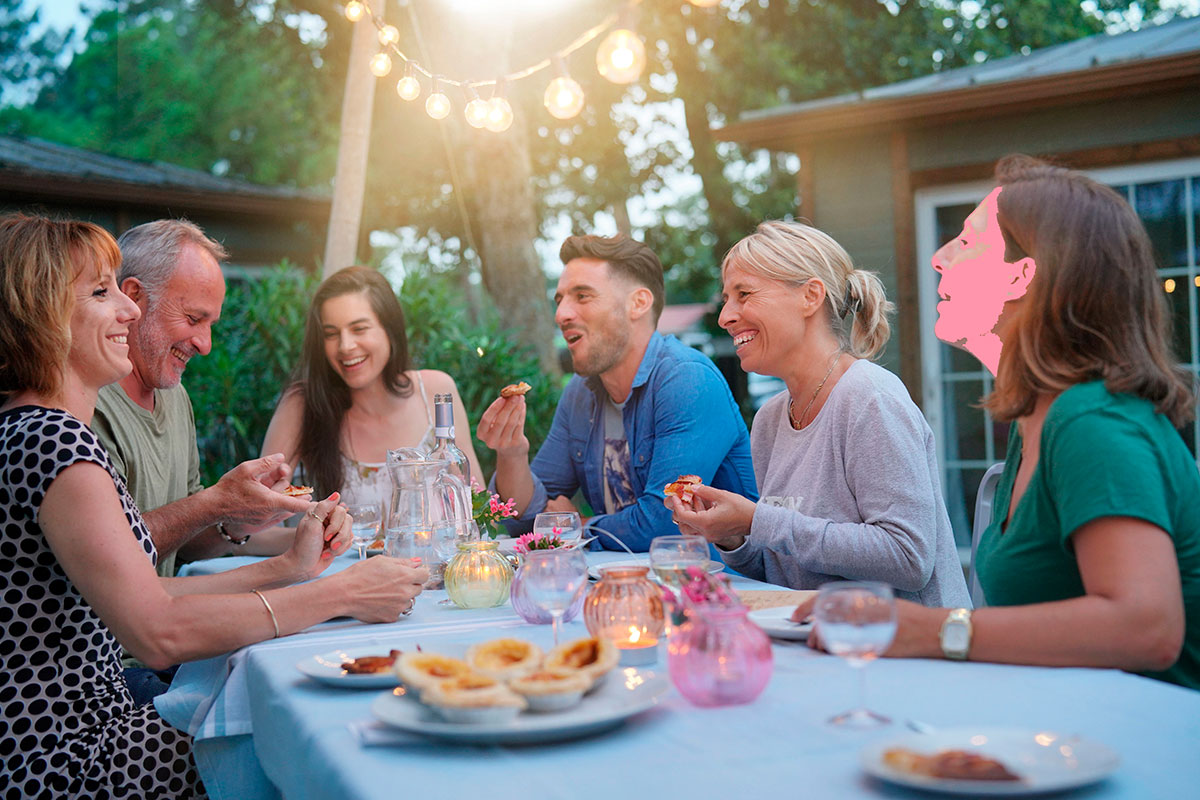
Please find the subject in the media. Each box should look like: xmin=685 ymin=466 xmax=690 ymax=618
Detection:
xmin=841 ymin=269 xmax=893 ymax=360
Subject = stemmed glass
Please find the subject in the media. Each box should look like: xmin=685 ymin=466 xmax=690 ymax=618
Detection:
xmin=813 ymin=581 xmax=897 ymax=728
xmin=534 ymin=511 xmax=583 ymax=547
xmin=435 ymin=520 xmax=479 ymax=605
xmin=345 ymin=502 xmax=383 ymax=561
xmin=520 ymin=548 xmax=588 ymax=645
xmin=649 ymin=534 xmax=710 ymax=591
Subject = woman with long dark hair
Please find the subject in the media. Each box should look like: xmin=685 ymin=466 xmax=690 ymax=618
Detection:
xmin=263 ymin=266 xmax=481 ymax=505
xmin=801 ymin=155 xmax=1200 ymax=690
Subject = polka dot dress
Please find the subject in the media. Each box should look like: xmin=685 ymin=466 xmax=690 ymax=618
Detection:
xmin=0 ymin=406 xmax=206 ymax=799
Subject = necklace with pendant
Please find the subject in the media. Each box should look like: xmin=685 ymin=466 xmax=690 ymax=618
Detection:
xmin=789 ymin=349 xmax=842 ymax=430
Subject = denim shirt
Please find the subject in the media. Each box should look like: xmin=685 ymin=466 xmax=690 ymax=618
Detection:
xmin=514 ymin=333 xmax=758 ymax=551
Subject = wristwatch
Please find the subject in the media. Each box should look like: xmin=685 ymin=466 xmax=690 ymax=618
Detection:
xmin=217 ymin=522 xmax=251 ymax=547
xmin=939 ymin=608 xmax=973 ymax=660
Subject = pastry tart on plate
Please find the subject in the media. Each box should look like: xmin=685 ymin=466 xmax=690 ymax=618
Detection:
xmin=544 ymin=637 xmax=618 ymax=686
xmin=395 ymin=653 xmax=473 ymax=697
xmin=465 ymin=638 xmax=543 ymax=681
xmin=422 ymin=672 xmax=527 ymax=723
xmin=508 ymin=669 xmax=592 ymax=712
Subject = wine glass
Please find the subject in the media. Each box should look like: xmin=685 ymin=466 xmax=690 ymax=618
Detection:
xmin=649 ymin=534 xmax=710 ymax=591
xmin=433 ymin=520 xmax=479 ymax=605
xmin=533 ymin=511 xmax=583 ymax=547
xmin=519 ymin=548 xmax=588 ymax=645
xmin=813 ymin=581 xmax=897 ymax=728
xmin=345 ymin=502 xmax=383 ymax=561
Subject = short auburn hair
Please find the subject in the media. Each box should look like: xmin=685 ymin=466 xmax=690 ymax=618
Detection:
xmin=559 ymin=234 xmax=665 ymax=323
xmin=0 ymin=213 xmax=121 ymax=399
xmin=986 ymin=155 xmax=1195 ymax=426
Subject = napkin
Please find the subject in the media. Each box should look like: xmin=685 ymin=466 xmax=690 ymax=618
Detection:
xmin=736 ymin=589 xmax=817 ymax=611
xmin=348 ymin=719 xmax=424 ymax=747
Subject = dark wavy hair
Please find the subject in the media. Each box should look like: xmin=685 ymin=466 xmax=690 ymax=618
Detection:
xmin=292 ymin=266 xmax=413 ymax=496
xmin=986 ymin=154 xmax=1195 ymax=426
xmin=559 ymin=234 xmax=665 ymax=323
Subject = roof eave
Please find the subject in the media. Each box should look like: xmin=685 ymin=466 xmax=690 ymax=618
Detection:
xmin=713 ymin=50 xmax=1200 ymax=151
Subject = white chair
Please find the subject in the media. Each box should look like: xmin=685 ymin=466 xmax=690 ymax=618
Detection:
xmin=969 ymin=463 xmax=1006 ymax=609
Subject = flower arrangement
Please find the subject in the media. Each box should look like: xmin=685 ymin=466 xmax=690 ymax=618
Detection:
xmin=512 ymin=529 xmax=566 ymax=554
xmin=661 ymin=566 xmax=742 ymax=627
xmin=471 ymin=483 xmax=518 ymax=539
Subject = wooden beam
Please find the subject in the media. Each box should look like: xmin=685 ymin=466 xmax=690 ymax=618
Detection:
xmin=890 ymin=130 xmax=921 ymax=404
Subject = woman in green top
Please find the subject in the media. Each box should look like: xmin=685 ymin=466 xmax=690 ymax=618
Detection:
xmin=799 ymin=154 xmax=1200 ymax=690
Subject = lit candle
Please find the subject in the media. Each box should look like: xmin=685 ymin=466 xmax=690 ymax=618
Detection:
xmin=616 ymin=625 xmax=658 ymax=666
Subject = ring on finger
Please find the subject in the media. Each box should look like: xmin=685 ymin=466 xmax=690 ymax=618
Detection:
xmin=399 ymin=599 xmax=415 ymax=617
xmin=306 ymin=508 xmax=323 ymax=522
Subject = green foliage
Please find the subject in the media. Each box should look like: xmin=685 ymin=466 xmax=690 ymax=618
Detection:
xmin=187 ymin=262 xmax=563 ymax=485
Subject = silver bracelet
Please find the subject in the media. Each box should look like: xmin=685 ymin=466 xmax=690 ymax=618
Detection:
xmin=251 ymin=589 xmax=280 ymax=638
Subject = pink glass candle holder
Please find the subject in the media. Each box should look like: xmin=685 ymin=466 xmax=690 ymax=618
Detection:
xmin=667 ymin=603 xmax=773 ymax=707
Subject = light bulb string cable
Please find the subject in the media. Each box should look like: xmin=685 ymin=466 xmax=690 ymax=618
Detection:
xmin=357 ymin=0 xmax=643 ymax=91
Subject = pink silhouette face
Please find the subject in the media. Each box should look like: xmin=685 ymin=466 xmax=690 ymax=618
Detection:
xmin=931 ymin=187 xmax=1033 ymax=375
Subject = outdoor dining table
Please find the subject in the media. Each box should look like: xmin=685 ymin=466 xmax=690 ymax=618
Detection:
xmin=160 ymin=550 xmax=1200 ymax=800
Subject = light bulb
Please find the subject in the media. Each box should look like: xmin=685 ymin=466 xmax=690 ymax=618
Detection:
xmin=426 ymin=91 xmax=451 ymax=120
xmin=485 ymin=96 xmax=514 ymax=132
xmin=396 ymin=64 xmax=420 ymax=100
xmin=597 ymin=28 xmax=645 ymax=84
xmin=378 ymin=24 xmax=399 ymax=46
xmin=369 ymin=52 xmax=392 ymax=77
xmin=544 ymin=76 xmax=585 ymax=120
xmin=344 ymin=1 xmax=365 ymax=22
xmin=464 ymin=95 xmax=490 ymax=128
xmin=688 ymin=0 xmax=721 ymax=6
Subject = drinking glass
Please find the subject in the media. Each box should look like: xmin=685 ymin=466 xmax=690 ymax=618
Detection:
xmin=345 ymin=502 xmax=383 ymax=561
xmin=649 ymin=534 xmax=710 ymax=591
xmin=813 ymin=581 xmax=897 ymax=728
xmin=519 ymin=548 xmax=588 ymax=645
xmin=434 ymin=520 xmax=479 ymax=605
xmin=533 ymin=511 xmax=583 ymax=546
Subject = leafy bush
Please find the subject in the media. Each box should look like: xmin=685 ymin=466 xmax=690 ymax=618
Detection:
xmin=187 ymin=263 xmax=563 ymax=486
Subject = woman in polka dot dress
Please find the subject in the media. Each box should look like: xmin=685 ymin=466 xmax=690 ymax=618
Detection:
xmin=0 ymin=215 xmax=430 ymax=798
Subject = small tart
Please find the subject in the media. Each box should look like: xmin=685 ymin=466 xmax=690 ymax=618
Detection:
xmin=500 ymin=381 xmax=532 ymax=398
xmin=543 ymin=637 xmax=618 ymax=683
xmin=508 ymin=669 xmax=591 ymax=712
xmin=465 ymin=638 xmax=543 ymax=680
xmin=423 ymin=673 xmax=527 ymax=723
xmin=395 ymin=653 xmax=473 ymax=695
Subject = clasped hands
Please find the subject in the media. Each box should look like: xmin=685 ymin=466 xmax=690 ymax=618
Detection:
xmin=663 ymin=483 xmax=755 ymax=551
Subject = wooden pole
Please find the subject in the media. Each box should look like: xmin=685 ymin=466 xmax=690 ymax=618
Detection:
xmin=322 ymin=1 xmax=385 ymax=277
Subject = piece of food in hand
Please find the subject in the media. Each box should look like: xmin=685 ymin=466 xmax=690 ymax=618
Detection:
xmin=543 ymin=637 xmax=618 ymax=687
xmin=508 ymin=668 xmax=592 ymax=712
xmin=282 ymin=484 xmax=314 ymax=497
xmin=663 ymin=474 xmax=703 ymax=504
xmin=500 ymin=381 xmax=532 ymax=398
xmin=341 ymin=649 xmax=403 ymax=674
xmin=366 ymin=539 xmax=385 ymax=551
xmin=882 ymin=748 xmax=1021 ymax=781
xmin=395 ymin=652 xmax=473 ymax=696
xmin=465 ymin=638 xmax=543 ymax=681
xmin=422 ymin=672 xmax=527 ymax=723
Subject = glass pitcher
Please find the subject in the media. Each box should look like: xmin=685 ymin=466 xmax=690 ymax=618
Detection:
xmin=384 ymin=450 xmax=473 ymax=587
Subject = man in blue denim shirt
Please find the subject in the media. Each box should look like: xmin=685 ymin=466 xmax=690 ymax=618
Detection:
xmin=478 ymin=234 xmax=757 ymax=551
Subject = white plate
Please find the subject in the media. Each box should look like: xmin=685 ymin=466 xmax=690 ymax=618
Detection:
xmin=747 ymin=605 xmax=813 ymax=641
xmin=861 ymin=727 xmax=1120 ymax=796
xmin=296 ymin=646 xmax=405 ymax=689
xmin=371 ymin=667 xmax=669 ymax=744
xmin=588 ymin=558 xmax=724 ymax=581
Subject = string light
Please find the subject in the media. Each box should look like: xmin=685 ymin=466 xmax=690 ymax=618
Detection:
xmin=396 ymin=62 xmax=420 ymax=101
xmin=378 ymin=24 xmax=400 ymax=47
xmin=485 ymin=80 xmax=514 ymax=132
xmin=344 ymin=1 xmax=365 ymax=23
xmin=464 ymin=88 xmax=490 ymax=129
xmin=596 ymin=27 xmax=645 ymax=84
xmin=544 ymin=58 xmax=585 ymax=120
xmin=369 ymin=51 xmax=393 ymax=77
xmin=426 ymin=77 xmax=451 ymax=120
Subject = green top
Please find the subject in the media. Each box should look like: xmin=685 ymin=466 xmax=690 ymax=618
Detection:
xmin=92 ymin=382 xmax=204 ymax=580
xmin=977 ymin=381 xmax=1200 ymax=691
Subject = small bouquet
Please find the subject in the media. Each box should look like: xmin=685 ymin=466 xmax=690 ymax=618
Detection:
xmin=511 ymin=529 xmax=566 ymax=554
xmin=661 ymin=566 xmax=741 ymax=627
xmin=471 ymin=482 xmax=518 ymax=539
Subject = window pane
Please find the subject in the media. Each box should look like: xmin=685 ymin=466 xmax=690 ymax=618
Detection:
xmin=942 ymin=379 xmax=988 ymax=461
xmin=1135 ymin=180 xmax=1188 ymax=268
xmin=1162 ymin=276 xmax=1192 ymax=365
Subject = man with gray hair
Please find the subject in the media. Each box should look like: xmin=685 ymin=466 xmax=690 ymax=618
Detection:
xmin=93 ymin=220 xmax=310 ymax=701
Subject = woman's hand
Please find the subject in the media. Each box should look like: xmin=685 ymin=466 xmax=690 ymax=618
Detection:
xmin=666 ymin=484 xmax=755 ymax=549
xmin=337 ymin=557 xmax=430 ymax=622
xmin=281 ymin=493 xmax=351 ymax=580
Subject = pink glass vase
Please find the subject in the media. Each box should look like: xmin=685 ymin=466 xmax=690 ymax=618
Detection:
xmin=510 ymin=555 xmax=585 ymax=624
xmin=667 ymin=603 xmax=773 ymax=707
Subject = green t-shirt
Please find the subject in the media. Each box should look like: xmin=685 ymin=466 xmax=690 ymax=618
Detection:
xmin=92 ymin=382 xmax=204 ymax=580
xmin=977 ymin=381 xmax=1200 ymax=691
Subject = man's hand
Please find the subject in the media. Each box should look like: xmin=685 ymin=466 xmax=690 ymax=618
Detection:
xmin=666 ymin=484 xmax=755 ymax=550
xmin=477 ymin=395 xmax=530 ymax=458
xmin=212 ymin=453 xmax=312 ymax=533
xmin=544 ymin=495 xmax=578 ymax=514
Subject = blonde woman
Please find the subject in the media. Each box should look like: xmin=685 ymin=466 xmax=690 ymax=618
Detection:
xmin=668 ymin=221 xmax=969 ymax=607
